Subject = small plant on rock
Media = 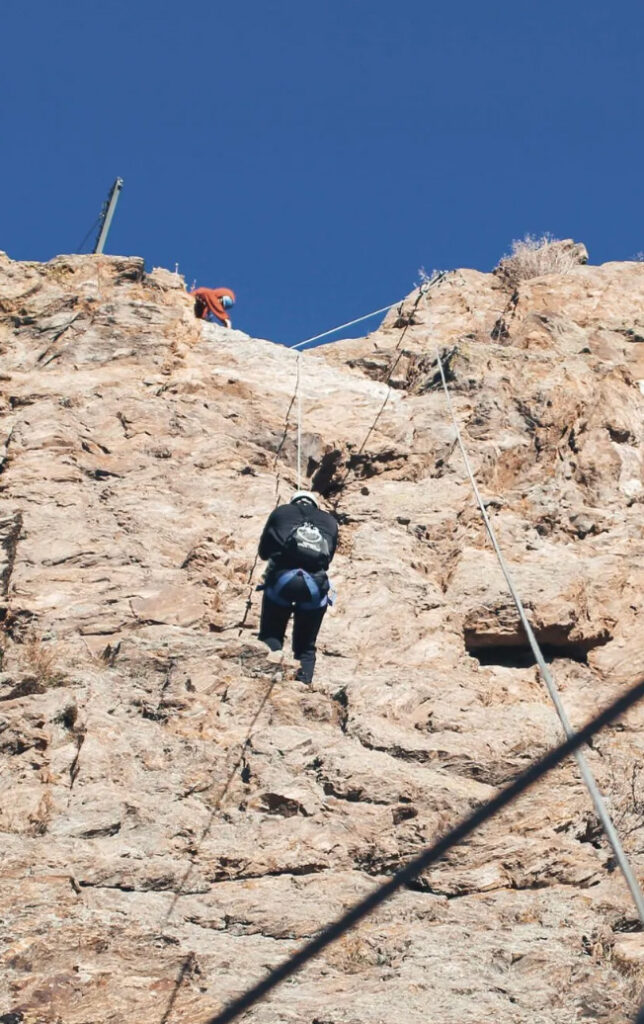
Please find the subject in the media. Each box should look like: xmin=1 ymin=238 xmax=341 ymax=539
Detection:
xmin=495 ymin=233 xmax=587 ymax=282
xmin=22 ymin=635 xmax=67 ymax=689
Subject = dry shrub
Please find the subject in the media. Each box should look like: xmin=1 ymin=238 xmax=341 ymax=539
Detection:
xmin=22 ymin=635 xmax=67 ymax=689
xmin=496 ymin=234 xmax=587 ymax=282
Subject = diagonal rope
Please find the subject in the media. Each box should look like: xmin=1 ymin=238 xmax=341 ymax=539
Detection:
xmin=198 ymin=675 xmax=644 ymax=1024
xmin=288 ymin=292 xmax=424 ymax=492
xmin=76 ymin=215 xmax=102 ymax=254
xmin=289 ymin=298 xmax=410 ymax=352
xmin=160 ymin=654 xmax=284 ymax=930
xmin=268 ymin=274 xmax=447 ymax=506
xmin=429 ymin=305 xmax=644 ymax=924
xmin=329 ymin=271 xmax=449 ymax=504
xmin=159 ymin=953 xmax=197 ymax=1024
xmin=154 ymin=660 xmax=282 ymax=1024
xmin=392 ymin=270 xmax=447 ymax=354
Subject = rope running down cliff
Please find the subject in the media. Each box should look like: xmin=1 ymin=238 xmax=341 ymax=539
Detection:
xmin=428 ymin=298 xmax=644 ymax=925
xmin=287 ymin=272 xmax=448 ymax=503
xmin=289 ymin=294 xmax=417 ymax=493
xmin=261 ymin=275 xmax=643 ymax=921
xmin=169 ymin=296 xmax=408 ymax=936
xmin=165 ymin=278 xmax=643 ymax=1023
xmin=160 ymin=652 xmax=285 ymax=930
xmin=176 ymin=289 xmax=384 ymax=904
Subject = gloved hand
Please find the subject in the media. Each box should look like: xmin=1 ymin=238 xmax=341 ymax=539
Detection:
xmin=225 ymin=318 xmax=232 ymax=329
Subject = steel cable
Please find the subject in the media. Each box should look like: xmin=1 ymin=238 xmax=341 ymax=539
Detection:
xmin=75 ymin=216 xmax=102 ymax=254
xmin=429 ymin=299 xmax=644 ymax=924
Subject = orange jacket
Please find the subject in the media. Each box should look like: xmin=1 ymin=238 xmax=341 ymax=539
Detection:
xmin=191 ymin=287 xmax=236 ymax=325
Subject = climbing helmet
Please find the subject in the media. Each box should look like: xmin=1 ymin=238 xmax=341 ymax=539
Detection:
xmin=290 ymin=490 xmax=319 ymax=508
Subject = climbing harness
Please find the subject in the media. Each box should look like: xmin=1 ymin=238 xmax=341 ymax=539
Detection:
xmin=428 ymin=295 xmax=644 ymax=925
xmin=264 ymin=568 xmax=329 ymax=610
xmin=201 ymin=676 xmax=644 ymax=1024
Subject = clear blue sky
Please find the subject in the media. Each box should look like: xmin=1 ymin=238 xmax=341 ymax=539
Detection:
xmin=2 ymin=0 xmax=642 ymax=345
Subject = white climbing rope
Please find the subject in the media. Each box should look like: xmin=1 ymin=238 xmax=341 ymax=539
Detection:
xmin=296 ymin=351 xmax=302 ymax=490
xmin=429 ymin=308 xmax=644 ymax=924
xmin=289 ymin=297 xmax=408 ymax=351
xmin=286 ymin=273 xmax=448 ymax=494
xmin=288 ymin=296 xmax=408 ymax=495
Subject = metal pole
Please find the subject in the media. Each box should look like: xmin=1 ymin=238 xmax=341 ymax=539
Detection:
xmin=93 ymin=178 xmax=124 ymax=254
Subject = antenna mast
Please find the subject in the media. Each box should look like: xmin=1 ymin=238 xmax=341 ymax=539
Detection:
xmin=93 ymin=178 xmax=124 ymax=254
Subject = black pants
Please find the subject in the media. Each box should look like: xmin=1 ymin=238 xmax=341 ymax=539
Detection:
xmin=258 ymin=592 xmax=327 ymax=683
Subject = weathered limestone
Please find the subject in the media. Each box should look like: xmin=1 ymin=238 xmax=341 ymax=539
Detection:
xmin=0 ymin=250 xmax=643 ymax=1023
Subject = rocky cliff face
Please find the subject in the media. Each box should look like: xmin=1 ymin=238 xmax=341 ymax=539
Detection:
xmin=0 ymin=250 xmax=643 ymax=1024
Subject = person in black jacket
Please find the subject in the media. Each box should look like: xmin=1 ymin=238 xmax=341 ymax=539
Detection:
xmin=257 ymin=490 xmax=338 ymax=683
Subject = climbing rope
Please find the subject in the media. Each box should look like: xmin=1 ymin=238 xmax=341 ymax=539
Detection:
xmin=327 ymin=271 xmax=449 ymax=504
xmin=296 ymin=352 xmax=302 ymax=490
xmin=285 ymin=292 xmax=417 ymax=500
xmin=155 ymin=655 xmax=284 ymax=1024
xmin=153 ymin=277 xmax=643 ymax=1023
xmin=161 ymin=654 xmax=284 ymax=928
xmin=274 ymin=274 xmax=446 ymax=506
xmin=198 ymin=676 xmax=644 ymax=1024
xmin=75 ymin=215 xmax=102 ymax=254
xmin=289 ymin=297 xmax=411 ymax=352
xmin=428 ymin=301 xmax=644 ymax=924
xmin=158 ymin=297 xmax=407 ymax=1014
xmin=255 ymin=280 xmax=642 ymax=928
xmin=282 ymin=273 xmax=450 ymax=510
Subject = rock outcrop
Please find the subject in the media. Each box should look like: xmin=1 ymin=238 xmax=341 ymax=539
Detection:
xmin=0 ymin=249 xmax=643 ymax=1023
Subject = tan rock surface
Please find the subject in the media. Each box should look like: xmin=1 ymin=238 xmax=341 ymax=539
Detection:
xmin=0 ymin=250 xmax=643 ymax=1023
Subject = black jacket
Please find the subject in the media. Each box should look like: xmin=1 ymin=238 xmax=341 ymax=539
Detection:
xmin=258 ymin=501 xmax=338 ymax=571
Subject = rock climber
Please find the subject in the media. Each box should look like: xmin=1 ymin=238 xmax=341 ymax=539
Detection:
xmin=257 ymin=491 xmax=338 ymax=683
xmin=191 ymin=286 xmax=236 ymax=328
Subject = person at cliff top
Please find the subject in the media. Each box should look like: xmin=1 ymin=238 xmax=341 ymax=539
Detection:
xmin=257 ymin=491 xmax=338 ymax=684
xmin=191 ymin=287 xmax=236 ymax=328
